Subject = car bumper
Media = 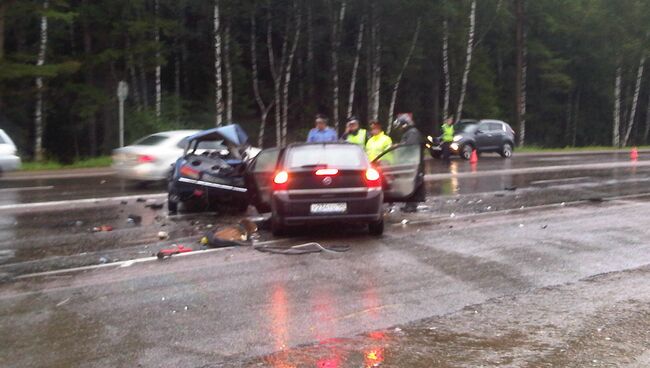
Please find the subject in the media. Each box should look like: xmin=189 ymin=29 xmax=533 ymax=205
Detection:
xmin=112 ymin=163 xmax=170 ymax=181
xmin=272 ymin=187 xmax=383 ymax=226
xmin=0 ymin=155 xmax=21 ymax=172
xmin=172 ymin=177 xmax=248 ymax=203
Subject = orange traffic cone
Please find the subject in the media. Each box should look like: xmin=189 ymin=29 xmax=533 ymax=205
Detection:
xmin=631 ymin=146 xmax=639 ymax=161
xmin=470 ymin=149 xmax=478 ymax=164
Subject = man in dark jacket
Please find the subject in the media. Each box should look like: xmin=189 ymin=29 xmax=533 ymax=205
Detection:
xmin=392 ymin=114 xmax=426 ymax=213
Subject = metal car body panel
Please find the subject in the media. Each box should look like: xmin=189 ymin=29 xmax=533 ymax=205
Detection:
xmin=0 ymin=129 xmax=21 ymax=172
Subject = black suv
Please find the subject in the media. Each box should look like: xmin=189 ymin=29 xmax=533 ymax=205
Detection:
xmin=446 ymin=119 xmax=515 ymax=160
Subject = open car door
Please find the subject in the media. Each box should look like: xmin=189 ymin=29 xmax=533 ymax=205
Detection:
xmin=371 ymin=143 xmax=424 ymax=203
xmin=246 ymin=147 xmax=281 ymax=213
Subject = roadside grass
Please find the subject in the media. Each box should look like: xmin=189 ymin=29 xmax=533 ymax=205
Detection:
xmin=517 ymin=145 xmax=650 ymax=153
xmin=20 ymin=156 xmax=112 ymax=171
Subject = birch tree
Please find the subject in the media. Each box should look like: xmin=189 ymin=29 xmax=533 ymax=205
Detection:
xmin=644 ymin=90 xmax=650 ymax=144
xmin=251 ymin=12 xmax=273 ymax=147
xmin=369 ymin=3 xmax=381 ymax=121
xmin=154 ymin=0 xmax=161 ymax=120
xmin=623 ymin=55 xmax=645 ymax=146
xmin=455 ymin=0 xmax=476 ymax=122
xmin=281 ymin=4 xmax=302 ymax=146
xmin=34 ymin=0 xmax=49 ymax=161
xmin=330 ymin=0 xmax=346 ymax=131
xmin=224 ymin=24 xmax=233 ymax=123
xmin=346 ymin=17 xmax=365 ymax=119
xmin=514 ymin=0 xmax=527 ymax=146
xmin=387 ymin=18 xmax=421 ymax=133
xmin=442 ymin=19 xmax=450 ymax=121
xmin=613 ymin=63 xmax=622 ymax=147
xmin=214 ymin=0 xmax=223 ymax=126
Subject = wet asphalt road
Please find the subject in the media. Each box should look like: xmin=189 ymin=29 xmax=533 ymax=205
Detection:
xmin=1 ymin=151 xmax=650 ymax=367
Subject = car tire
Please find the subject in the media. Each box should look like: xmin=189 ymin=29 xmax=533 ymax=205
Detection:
xmin=500 ymin=143 xmax=513 ymax=159
xmin=168 ymin=197 xmax=178 ymax=214
xmin=271 ymin=216 xmax=286 ymax=237
xmin=460 ymin=144 xmax=474 ymax=160
xmin=368 ymin=218 xmax=384 ymax=236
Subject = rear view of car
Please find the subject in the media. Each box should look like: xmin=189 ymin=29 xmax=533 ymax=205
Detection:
xmin=248 ymin=143 xmax=385 ymax=236
xmin=0 ymin=129 xmax=21 ymax=173
xmin=112 ymin=130 xmax=199 ymax=182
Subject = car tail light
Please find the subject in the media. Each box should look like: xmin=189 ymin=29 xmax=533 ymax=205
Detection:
xmin=137 ymin=154 xmax=155 ymax=163
xmin=273 ymin=171 xmax=289 ymax=185
xmin=365 ymin=168 xmax=381 ymax=187
xmin=180 ymin=165 xmax=200 ymax=179
xmin=315 ymin=168 xmax=339 ymax=176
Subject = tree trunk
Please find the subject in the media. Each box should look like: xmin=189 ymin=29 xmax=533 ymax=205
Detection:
xmin=281 ymin=3 xmax=302 ymax=146
xmin=455 ymin=0 xmax=476 ymax=122
xmin=224 ymin=24 xmax=233 ymax=123
xmin=330 ymin=0 xmax=346 ymax=132
xmin=213 ymin=0 xmax=223 ymax=126
xmin=613 ymin=63 xmax=622 ymax=147
xmin=82 ymin=0 xmax=97 ymax=156
xmin=154 ymin=0 xmax=162 ymax=120
xmin=347 ymin=17 xmax=365 ymax=119
xmin=174 ymin=53 xmax=180 ymax=122
xmin=138 ymin=55 xmax=149 ymax=109
xmin=572 ymin=89 xmax=580 ymax=146
xmin=125 ymin=36 xmax=142 ymax=111
xmin=34 ymin=0 xmax=49 ymax=161
xmin=251 ymin=11 xmax=273 ymax=147
xmin=370 ymin=2 xmax=381 ymax=121
xmin=644 ymin=89 xmax=650 ymax=144
xmin=623 ymin=55 xmax=645 ymax=146
xmin=267 ymin=1 xmax=289 ymax=146
xmin=0 ymin=1 xmax=7 ymax=61
xmin=387 ymin=19 xmax=421 ymax=133
xmin=442 ymin=19 xmax=450 ymax=121
xmin=514 ymin=0 xmax=526 ymax=146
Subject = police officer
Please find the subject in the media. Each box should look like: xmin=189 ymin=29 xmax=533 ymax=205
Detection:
xmin=440 ymin=117 xmax=455 ymax=164
xmin=365 ymin=120 xmax=392 ymax=161
xmin=341 ymin=116 xmax=370 ymax=146
xmin=392 ymin=114 xmax=425 ymax=213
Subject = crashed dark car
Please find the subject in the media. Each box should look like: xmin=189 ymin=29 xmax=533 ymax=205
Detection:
xmin=167 ymin=124 xmax=260 ymax=214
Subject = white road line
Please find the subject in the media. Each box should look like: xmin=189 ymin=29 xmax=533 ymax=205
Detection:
xmin=530 ymin=177 xmax=591 ymax=185
xmin=0 ymin=185 xmax=54 ymax=193
xmin=0 ymin=193 xmax=166 ymax=211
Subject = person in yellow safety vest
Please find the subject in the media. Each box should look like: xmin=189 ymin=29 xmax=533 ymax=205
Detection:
xmin=440 ymin=117 xmax=455 ymax=164
xmin=365 ymin=120 xmax=393 ymax=162
xmin=341 ymin=117 xmax=370 ymax=146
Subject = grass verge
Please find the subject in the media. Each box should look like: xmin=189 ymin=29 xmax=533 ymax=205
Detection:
xmin=20 ymin=156 xmax=112 ymax=171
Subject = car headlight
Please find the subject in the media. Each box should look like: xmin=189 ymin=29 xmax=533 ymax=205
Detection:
xmin=453 ymin=135 xmax=463 ymax=142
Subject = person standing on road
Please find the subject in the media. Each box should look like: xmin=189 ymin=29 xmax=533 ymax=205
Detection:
xmin=440 ymin=117 xmax=455 ymax=164
xmin=341 ymin=117 xmax=369 ymax=146
xmin=307 ymin=114 xmax=338 ymax=143
xmin=392 ymin=114 xmax=426 ymax=213
xmin=365 ymin=121 xmax=392 ymax=161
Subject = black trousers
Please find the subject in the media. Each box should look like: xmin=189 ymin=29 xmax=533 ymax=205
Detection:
xmin=441 ymin=142 xmax=451 ymax=162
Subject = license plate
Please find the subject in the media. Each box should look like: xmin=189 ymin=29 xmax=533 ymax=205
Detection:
xmin=310 ymin=203 xmax=347 ymax=214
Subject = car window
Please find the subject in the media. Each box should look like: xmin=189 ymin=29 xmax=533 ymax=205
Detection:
xmin=286 ymin=145 xmax=366 ymax=169
xmin=489 ymin=123 xmax=504 ymax=132
xmin=178 ymin=137 xmax=226 ymax=150
xmin=454 ymin=122 xmax=477 ymax=133
xmin=133 ymin=134 xmax=169 ymax=146
xmin=477 ymin=124 xmax=489 ymax=132
xmin=253 ymin=149 xmax=280 ymax=173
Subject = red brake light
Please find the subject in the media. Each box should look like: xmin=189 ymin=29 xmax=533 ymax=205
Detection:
xmin=273 ymin=171 xmax=289 ymax=185
xmin=365 ymin=168 xmax=381 ymax=186
xmin=180 ymin=165 xmax=200 ymax=179
xmin=138 ymin=154 xmax=155 ymax=163
xmin=315 ymin=168 xmax=339 ymax=176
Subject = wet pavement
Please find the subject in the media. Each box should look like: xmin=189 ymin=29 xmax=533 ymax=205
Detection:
xmin=1 ymin=151 xmax=650 ymax=367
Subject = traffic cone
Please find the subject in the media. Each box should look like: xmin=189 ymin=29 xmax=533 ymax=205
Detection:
xmin=631 ymin=146 xmax=639 ymax=161
xmin=470 ymin=149 xmax=478 ymax=164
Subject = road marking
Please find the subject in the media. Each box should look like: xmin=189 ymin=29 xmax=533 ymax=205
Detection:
xmin=0 ymin=193 xmax=166 ymax=211
xmin=0 ymin=185 xmax=54 ymax=193
xmin=530 ymin=177 xmax=591 ymax=185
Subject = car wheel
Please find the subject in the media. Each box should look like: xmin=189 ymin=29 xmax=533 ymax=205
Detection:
xmin=460 ymin=145 xmax=473 ymax=160
xmin=368 ymin=218 xmax=384 ymax=236
xmin=271 ymin=216 xmax=286 ymax=237
xmin=500 ymin=143 xmax=513 ymax=158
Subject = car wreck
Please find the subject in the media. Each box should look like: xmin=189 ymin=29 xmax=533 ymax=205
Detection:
xmin=167 ymin=124 xmax=260 ymax=214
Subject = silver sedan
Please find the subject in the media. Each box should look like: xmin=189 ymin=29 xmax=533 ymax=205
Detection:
xmin=0 ymin=129 xmax=21 ymax=173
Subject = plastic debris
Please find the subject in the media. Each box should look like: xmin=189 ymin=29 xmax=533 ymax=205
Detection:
xmin=157 ymin=244 xmax=193 ymax=259
xmin=400 ymin=219 xmax=409 ymax=225
xmin=450 ymin=213 xmax=456 ymax=218
xmin=100 ymin=180 xmax=107 ymax=184
xmin=145 ymin=202 xmax=164 ymax=210
xmin=120 ymin=200 xmax=128 ymax=205
xmin=157 ymin=231 xmax=169 ymax=240
xmin=561 ymin=202 xmax=566 ymax=206
xmin=92 ymin=225 xmax=113 ymax=232
xmin=127 ymin=214 xmax=142 ymax=225
xmin=136 ymin=198 xmax=146 ymax=203
xmin=201 ymin=219 xmax=258 ymax=248
xmin=98 ymin=256 xmax=109 ymax=264
xmin=74 ymin=220 xmax=84 ymax=227
xmin=505 ymin=186 xmax=517 ymax=191
xmin=519 ymin=224 xmax=524 ymax=228
xmin=541 ymin=225 xmax=548 ymax=229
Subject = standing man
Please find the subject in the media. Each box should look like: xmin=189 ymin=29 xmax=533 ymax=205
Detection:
xmin=307 ymin=114 xmax=338 ymax=143
xmin=392 ymin=114 xmax=425 ymax=213
xmin=341 ymin=116 xmax=370 ymax=146
xmin=365 ymin=121 xmax=392 ymax=161
xmin=440 ymin=117 xmax=455 ymax=164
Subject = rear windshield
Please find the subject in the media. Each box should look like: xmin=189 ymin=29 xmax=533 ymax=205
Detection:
xmin=133 ymin=134 xmax=169 ymax=146
xmin=285 ymin=144 xmax=367 ymax=169
xmin=455 ymin=122 xmax=477 ymax=133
